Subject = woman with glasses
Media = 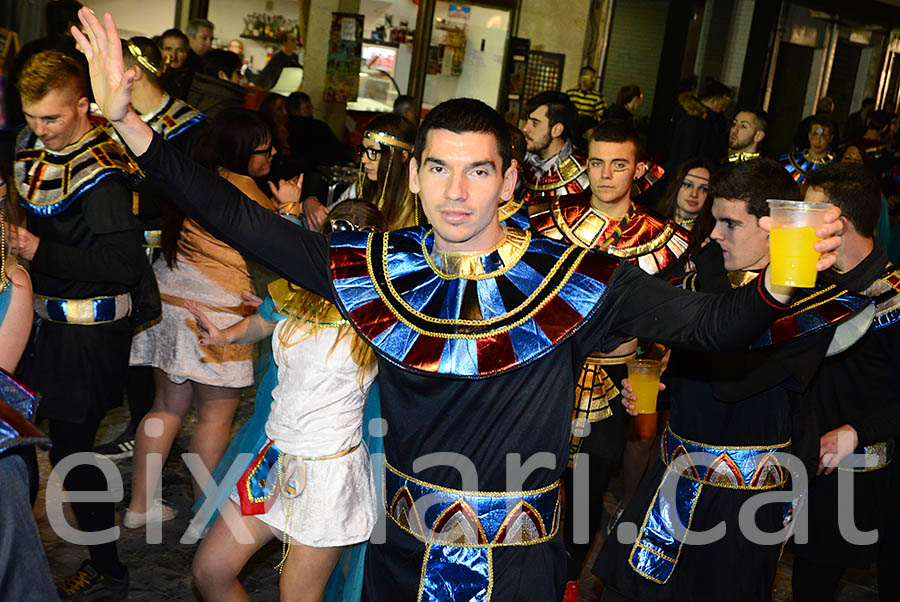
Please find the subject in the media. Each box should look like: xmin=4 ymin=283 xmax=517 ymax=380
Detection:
xmin=327 ymin=113 xmax=418 ymax=230
xmin=126 ymin=108 xmax=296 ymax=528
xmin=187 ymin=200 xmax=385 ymax=601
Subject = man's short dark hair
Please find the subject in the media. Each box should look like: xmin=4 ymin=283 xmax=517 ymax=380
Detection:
xmin=186 ymin=19 xmax=214 ymax=36
xmin=286 ymin=91 xmax=311 ymax=115
xmin=805 ymin=163 xmax=881 ymax=237
xmin=580 ymin=65 xmax=596 ymax=76
xmin=46 ymin=0 xmax=83 ymax=37
xmin=699 ymin=78 xmax=731 ymax=101
xmin=160 ymin=28 xmax=189 ymax=47
xmin=709 ymin=158 xmax=800 ymax=218
xmin=736 ymin=107 xmax=769 ymax=133
xmin=415 ymin=98 xmax=512 ymax=173
xmin=861 ymin=97 xmax=876 ymax=109
xmin=525 ymin=91 xmax=579 ymax=143
xmin=866 ymin=109 xmax=892 ymax=132
xmin=590 ymin=119 xmax=643 ymax=159
xmin=201 ymin=49 xmax=241 ymax=78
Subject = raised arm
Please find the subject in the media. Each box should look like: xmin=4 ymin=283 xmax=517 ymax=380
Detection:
xmin=138 ymin=134 xmax=333 ymax=299
xmin=596 ymin=261 xmax=788 ymax=353
xmin=71 ymin=8 xmax=333 ymax=299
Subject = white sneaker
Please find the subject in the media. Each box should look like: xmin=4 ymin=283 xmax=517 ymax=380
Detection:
xmin=122 ymin=499 xmax=177 ymax=529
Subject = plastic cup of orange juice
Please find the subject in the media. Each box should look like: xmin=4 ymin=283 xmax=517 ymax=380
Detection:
xmin=767 ymin=199 xmax=833 ymax=287
xmin=626 ymin=359 xmax=662 ymax=414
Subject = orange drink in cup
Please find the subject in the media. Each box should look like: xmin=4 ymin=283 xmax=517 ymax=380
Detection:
xmin=626 ymin=359 xmax=662 ymax=414
xmin=767 ymin=199 xmax=833 ymax=287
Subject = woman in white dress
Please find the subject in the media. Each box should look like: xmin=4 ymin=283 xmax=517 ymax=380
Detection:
xmin=125 ymin=108 xmax=299 ymax=525
xmin=188 ymin=200 xmax=385 ymax=602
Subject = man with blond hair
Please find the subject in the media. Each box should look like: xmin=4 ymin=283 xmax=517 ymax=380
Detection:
xmin=12 ymin=49 xmax=147 ymax=601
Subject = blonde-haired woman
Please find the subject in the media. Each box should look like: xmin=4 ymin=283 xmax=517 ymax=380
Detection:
xmin=188 ymin=200 xmax=385 ymax=601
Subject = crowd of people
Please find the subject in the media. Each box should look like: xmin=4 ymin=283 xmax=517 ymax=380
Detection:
xmin=1 ymin=2 xmax=899 ymax=602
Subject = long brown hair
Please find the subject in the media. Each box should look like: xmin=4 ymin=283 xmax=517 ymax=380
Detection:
xmin=276 ymin=200 xmax=386 ymax=386
xmin=358 ymin=114 xmax=417 ymax=229
xmin=0 ymin=165 xmax=23 ymax=288
xmin=656 ymin=157 xmax=714 ymax=222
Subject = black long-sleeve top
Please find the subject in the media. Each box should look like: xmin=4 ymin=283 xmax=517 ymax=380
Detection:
xmin=813 ymin=242 xmax=900 ymax=447
xmin=664 ymin=245 xmax=833 ymax=471
xmin=136 ymin=132 xmax=789 ymax=490
xmin=27 ymin=177 xmax=145 ymax=299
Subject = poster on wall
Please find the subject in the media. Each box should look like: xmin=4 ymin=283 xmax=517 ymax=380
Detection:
xmin=323 ymin=13 xmax=364 ymax=104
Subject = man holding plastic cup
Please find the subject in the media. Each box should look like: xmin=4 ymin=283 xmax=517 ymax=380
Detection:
xmin=594 ymin=159 xmax=873 ymax=602
xmin=789 ymin=162 xmax=900 ymax=601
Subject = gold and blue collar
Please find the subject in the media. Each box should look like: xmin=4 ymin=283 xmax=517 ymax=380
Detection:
xmin=329 ymin=226 xmax=619 ymax=377
xmin=15 ymin=125 xmax=143 ymax=216
xmin=780 ymin=150 xmax=835 ymax=182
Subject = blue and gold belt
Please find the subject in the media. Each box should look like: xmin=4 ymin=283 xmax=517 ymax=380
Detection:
xmin=629 ymin=426 xmax=790 ymax=584
xmin=384 ymin=461 xmax=560 ymax=602
xmin=33 ymin=292 xmax=131 ymax=324
xmin=838 ymin=440 xmax=893 ymax=473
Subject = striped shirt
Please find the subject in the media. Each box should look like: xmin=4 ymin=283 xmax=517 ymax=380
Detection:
xmin=566 ymin=88 xmax=607 ymax=120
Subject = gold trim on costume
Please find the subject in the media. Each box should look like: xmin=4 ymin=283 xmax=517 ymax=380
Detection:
xmin=267 ymin=278 xmax=347 ymax=326
xmin=368 ymin=231 xmax=589 ymax=337
xmin=365 ymin=130 xmax=414 ymax=152
xmin=497 ymin=197 xmax=525 ymax=222
xmin=423 ymin=227 xmax=530 ymax=280
xmin=627 ymin=475 xmax=704 ymax=584
xmin=727 ymin=270 xmax=760 ymax=288
xmin=728 ymin=151 xmax=760 ymax=163
xmin=837 ymin=441 xmax=893 ymax=473
xmin=127 ymin=41 xmax=161 ymax=76
xmin=525 ymin=155 xmax=587 ymax=192
xmin=549 ymin=200 xmax=610 ymax=248
xmin=789 ymin=150 xmax=835 ymax=175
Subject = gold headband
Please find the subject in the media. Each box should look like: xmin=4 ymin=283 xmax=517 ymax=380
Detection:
xmin=127 ymin=41 xmax=161 ymax=76
xmin=365 ymin=130 xmax=413 ymax=152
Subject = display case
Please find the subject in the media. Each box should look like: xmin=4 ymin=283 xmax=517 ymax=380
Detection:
xmin=347 ymin=40 xmax=410 ymax=113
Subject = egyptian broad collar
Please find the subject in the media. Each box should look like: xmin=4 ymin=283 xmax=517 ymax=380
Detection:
xmin=15 ymin=125 xmax=143 ymax=217
xmin=138 ymin=94 xmax=205 ymax=141
xmin=863 ymin=264 xmax=900 ymax=330
xmin=674 ymin=270 xmax=872 ymax=348
xmin=329 ymin=226 xmax=620 ymax=377
xmin=528 ymin=193 xmax=691 ymax=273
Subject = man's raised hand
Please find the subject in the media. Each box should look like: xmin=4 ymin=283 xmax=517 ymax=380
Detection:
xmin=71 ymin=8 xmax=134 ymax=123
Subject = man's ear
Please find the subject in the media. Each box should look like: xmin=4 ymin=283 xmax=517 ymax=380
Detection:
xmin=408 ymin=157 xmax=420 ymax=194
xmin=633 ymin=161 xmax=648 ymax=180
xmin=76 ymin=95 xmax=90 ymax=117
xmin=754 ymin=130 xmax=765 ymax=144
xmin=837 ymin=215 xmax=851 ymax=236
xmin=550 ymin=122 xmax=564 ymax=139
xmin=500 ymin=162 xmax=518 ymax=202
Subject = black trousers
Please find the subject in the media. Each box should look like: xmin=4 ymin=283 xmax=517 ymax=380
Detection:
xmin=564 ymin=458 xmax=613 ymax=581
xmin=791 ymin=555 xmax=844 ymax=602
xmin=124 ymin=365 xmax=154 ymax=435
xmin=48 ymin=408 xmax=124 ymax=576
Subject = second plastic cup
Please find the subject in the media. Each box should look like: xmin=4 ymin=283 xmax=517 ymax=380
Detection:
xmin=627 ymin=359 xmax=662 ymax=414
xmin=767 ymin=199 xmax=833 ymax=287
